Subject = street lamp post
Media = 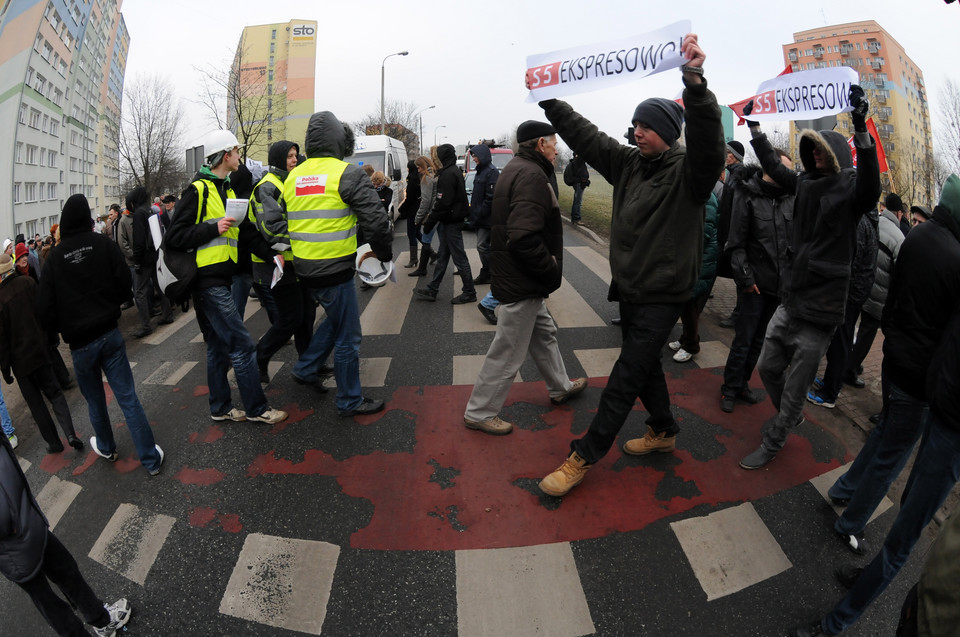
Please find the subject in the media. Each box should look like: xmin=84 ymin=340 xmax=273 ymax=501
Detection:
xmin=381 ymin=50 xmax=409 ymax=135
xmin=416 ymin=105 xmax=435 ymax=154
xmin=434 ymin=125 xmax=446 ymax=147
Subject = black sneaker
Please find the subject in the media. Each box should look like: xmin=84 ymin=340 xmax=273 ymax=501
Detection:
xmin=292 ymin=373 xmax=329 ymax=393
xmin=739 ymin=445 xmax=777 ymax=470
xmin=720 ymin=395 xmax=735 ymax=413
xmin=737 ymin=388 xmax=761 ymax=404
xmin=844 ymin=373 xmax=865 ymax=389
xmin=477 ymin=303 xmax=497 ymax=325
xmin=339 ymin=398 xmax=385 ymax=417
xmin=451 ymin=293 xmax=477 ymax=305
xmin=133 ymin=326 xmax=153 ymax=339
xmin=415 ymin=288 xmax=437 ymax=302
xmin=835 ymin=564 xmax=863 ymax=589
xmin=869 ymin=413 xmax=882 ymax=425
xmin=829 ymin=495 xmax=850 ymax=507
xmin=472 ymin=271 xmax=491 ymax=285
xmin=792 ymin=619 xmax=826 ymax=637
xmin=837 ymin=530 xmax=868 ymax=555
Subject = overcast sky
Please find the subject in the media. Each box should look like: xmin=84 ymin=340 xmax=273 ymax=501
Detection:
xmin=121 ymin=0 xmax=956 ymax=158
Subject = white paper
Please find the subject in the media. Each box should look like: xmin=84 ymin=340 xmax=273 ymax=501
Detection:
xmin=224 ymin=198 xmax=248 ymax=221
xmin=744 ymin=67 xmax=858 ymax=123
xmin=270 ymin=255 xmax=284 ymax=289
xmin=525 ymin=21 xmax=690 ymax=102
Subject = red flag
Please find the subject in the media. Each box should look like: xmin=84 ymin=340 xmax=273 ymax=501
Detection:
xmin=729 ymin=64 xmax=794 ymax=125
xmin=848 ymin=118 xmax=888 ymax=173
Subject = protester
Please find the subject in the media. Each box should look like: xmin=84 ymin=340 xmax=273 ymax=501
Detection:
xmin=468 ymin=143 xmax=500 ymax=285
xmin=563 ymin=152 xmax=590 ymax=226
xmin=409 ymin=154 xmax=439 ymax=277
xmin=535 ymin=33 xmax=725 ymax=497
xmin=398 ymin=159 xmax=422 ymax=269
xmin=463 ymin=120 xmax=587 ymax=436
xmin=716 ymin=140 xmax=749 ymax=329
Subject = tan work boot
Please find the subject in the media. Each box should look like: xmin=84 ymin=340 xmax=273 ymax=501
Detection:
xmin=539 ymin=451 xmax=592 ymax=496
xmin=622 ymin=427 xmax=677 ymax=456
xmin=463 ymin=415 xmax=514 ymax=435
xmin=550 ymin=377 xmax=589 ymax=405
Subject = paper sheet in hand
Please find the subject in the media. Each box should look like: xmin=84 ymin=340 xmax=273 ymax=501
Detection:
xmin=270 ymin=255 xmax=284 ymax=289
xmin=224 ymin=198 xmax=248 ymax=221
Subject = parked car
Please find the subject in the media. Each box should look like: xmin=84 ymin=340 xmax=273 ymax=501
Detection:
xmin=346 ymin=135 xmax=408 ymax=223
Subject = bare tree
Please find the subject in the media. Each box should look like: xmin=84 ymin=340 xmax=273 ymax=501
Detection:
xmin=888 ymin=135 xmax=936 ymax=207
xmin=196 ymin=41 xmax=285 ymax=162
xmin=117 ymin=74 xmax=188 ymax=199
xmin=353 ymin=100 xmax=422 ymax=158
xmin=936 ymin=77 xmax=960 ymax=176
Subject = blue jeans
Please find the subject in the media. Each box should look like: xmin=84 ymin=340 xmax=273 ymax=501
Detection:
xmin=194 ymin=285 xmax=268 ymax=418
xmin=231 ymin=271 xmax=254 ymax=320
xmin=0 ymin=385 xmax=13 ymax=437
xmin=480 ymin=291 xmax=500 ymax=310
xmin=71 ymin=328 xmax=160 ymax=472
xmin=822 ymin=411 xmax=960 ymax=635
xmin=829 ymin=379 xmax=929 ymax=536
xmin=293 ymin=279 xmax=363 ymax=412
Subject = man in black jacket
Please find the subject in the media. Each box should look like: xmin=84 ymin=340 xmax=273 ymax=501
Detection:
xmin=0 ymin=434 xmax=132 ymax=636
xmin=130 ymin=186 xmax=174 ymax=338
xmin=537 ymin=33 xmax=725 ymax=497
xmin=720 ymin=155 xmax=795 ymax=414
xmin=739 ymin=85 xmax=881 ymax=470
xmin=415 ymin=144 xmax=476 ymax=304
xmin=564 ymin=152 xmax=589 ymax=225
xmin=468 ymin=143 xmax=499 ymax=285
xmin=38 ymin=194 xmax=164 ymax=475
xmin=462 ymin=121 xmax=587 ymax=436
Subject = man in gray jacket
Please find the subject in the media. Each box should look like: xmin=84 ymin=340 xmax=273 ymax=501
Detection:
xmin=0 ymin=434 xmax=131 ymax=636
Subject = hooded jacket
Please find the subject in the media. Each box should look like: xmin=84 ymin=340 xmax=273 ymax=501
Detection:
xmin=847 ymin=210 xmax=878 ymax=308
xmin=0 ymin=434 xmax=48 ymax=584
xmin=882 ymin=181 xmax=960 ymax=401
xmin=0 ymin=274 xmax=50 ymax=380
xmin=540 ymin=78 xmax=725 ymax=305
xmin=469 ymin=144 xmax=499 ymax=229
xmin=397 ymin=160 xmax=421 ymax=221
xmin=861 ymin=209 xmax=905 ymax=320
xmin=751 ymin=127 xmax=880 ymax=327
xmin=726 ymin=166 xmax=795 ymax=296
xmin=37 ymin=194 xmax=133 ymax=349
xmin=282 ymin=111 xmax=392 ymax=287
xmin=249 ymin=140 xmax=298 ymax=287
xmin=425 ymin=144 xmax=469 ymax=228
xmin=694 ymin=190 xmax=719 ymax=300
xmin=165 ymin=166 xmax=275 ymax=290
xmin=128 ymin=186 xmax=158 ymax=271
xmin=489 ymin=146 xmax=563 ymax=303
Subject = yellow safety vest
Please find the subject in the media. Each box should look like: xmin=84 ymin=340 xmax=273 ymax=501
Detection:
xmin=282 ymin=158 xmax=355 ymax=267
xmin=249 ymin=172 xmax=292 ymax=263
xmin=193 ymin=179 xmax=238 ymax=268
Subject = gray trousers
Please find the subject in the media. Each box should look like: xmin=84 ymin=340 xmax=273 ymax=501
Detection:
xmin=464 ymin=298 xmax=573 ymax=421
xmin=757 ymin=305 xmax=835 ymax=452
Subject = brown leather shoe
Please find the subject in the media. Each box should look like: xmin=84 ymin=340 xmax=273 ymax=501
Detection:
xmin=622 ymin=427 xmax=677 ymax=456
xmin=550 ymin=378 xmax=588 ymax=405
xmin=539 ymin=451 xmax=592 ymax=496
xmin=463 ymin=415 xmax=513 ymax=435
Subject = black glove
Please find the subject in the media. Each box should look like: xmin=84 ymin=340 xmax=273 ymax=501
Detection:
xmin=849 ymin=85 xmax=868 ymax=132
xmin=742 ymin=99 xmax=759 ymax=128
xmin=422 ymin=219 xmax=437 ymax=235
xmin=2 ymin=371 xmax=12 ymax=385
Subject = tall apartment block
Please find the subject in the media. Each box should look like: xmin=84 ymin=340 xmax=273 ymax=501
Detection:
xmin=783 ymin=20 xmax=934 ymax=206
xmin=0 ymin=0 xmax=128 ymax=240
xmin=227 ymin=19 xmax=317 ymax=164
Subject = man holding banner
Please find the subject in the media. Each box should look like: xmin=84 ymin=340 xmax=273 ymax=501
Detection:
xmin=535 ymin=32 xmax=726 ymax=497
xmin=738 ymin=85 xmax=881 ymax=470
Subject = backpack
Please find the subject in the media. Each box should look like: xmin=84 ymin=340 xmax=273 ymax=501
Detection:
xmin=152 ymin=182 xmax=208 ymax=304
xmin=563 ymin=161 xmax=576 ymax=187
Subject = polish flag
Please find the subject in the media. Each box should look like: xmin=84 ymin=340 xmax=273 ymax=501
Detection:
xmin=295 ymin=174 xmax=327 ymax=196
xmin=848 ymin=117 xmax=889 ymax=173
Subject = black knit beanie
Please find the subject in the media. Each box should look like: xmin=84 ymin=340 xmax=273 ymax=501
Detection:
xmin=631 ymin=98 xmax=684 ymax=148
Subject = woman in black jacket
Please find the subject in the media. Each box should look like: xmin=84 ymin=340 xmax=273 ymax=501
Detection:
xmin=397 ymin=160 xmax=421 ymax=267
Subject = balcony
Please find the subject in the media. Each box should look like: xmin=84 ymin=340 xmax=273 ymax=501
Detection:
xmin=869 ymin=59 xmax=884 ymax=70
xmin=875 ymin=91 xmax=888 ymax=103
xmin=878 ymin=108 xmax=892 ymax=121
xmin=813 ymin=48 xmax=824 ymax=59
xmin=840 ymin=45 xmax=853 ymax=56
xmin=867 ymin=41 xmax=881 ymax=54
xmin=875 ymin=79 xmax=885 ymax=89
xmin=788 ymin=51 xmax=798 ymax=62
xmin=886 ymin=142 xmax=895 ymax=152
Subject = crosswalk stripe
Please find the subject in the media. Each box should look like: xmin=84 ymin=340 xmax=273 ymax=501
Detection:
xmin=143 ymin=361 xmax=199 ymax=386
xmin=545 ymin=277 xmax=606 ymax=328
xmin=360 ymin=252 xmax=418 ymax=335
xmin=220 ymin=532 xmax=340 ymax=635
xmin=809 ymin=463 xmax=893 ymax=524
xmin=141 ymin=309 xmax=196 ymax=346
xmin=452 ymin=354 xmax=523 ymax=387
xmin=573 ymin=348 xmax=620 ymax=379
xmin=691 ymin=340 xmax=732 ymax=369
xmin=670 ymin=502 xmax=792 ymax=601
xmin=35 ymin=475 xmax=82 ymax=531
xmin=226 ymin=361 xmax=284 ymax=389
xmin=18 ymin=457 xmax=30 ymax=472
xmin=89 ymin=503 xmax=175 ymax=586
xmin=565 ymin=245 xmax=611 ymax=285
xmin=456 ymin=542 xmax=595 ymax=637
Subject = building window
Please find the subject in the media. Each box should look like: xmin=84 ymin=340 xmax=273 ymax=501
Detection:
xmin=48 ymin=183 xmax=57 ymax=200
xmin=268 ymin=70 xmax=273 ymax=82
xmin=19 ymin=103 xmax=27 ymax=124
xmin=268 ymin=98 xmax=272 ymax=109
xmin=26 ymin=145 xmax=38 ymax=164
xmin=29 ymin=109 xmax=42 ymax=128
xmin=24 ymin=183 xmax=37 ymax=202
xmin=42 ymin=42 xmax=53 ymax=62
xmin=13 ymin=184 xmax=20 ymax=204
xmin=15 ymin=143 xmax=23 ymax=163
xmin=37 ymin=182 xmax=45 ymax=201
xmin=49 ymin=119 xmax=59 ymax=135
xmin=271 ymin=29 xmax=276 ymax=39
xmin=269 ymin=55 xmax=274 ymax=66
xmin=48 ymin=150 xmax=57 ymax=167
xmin=58 ymin=59 xmax=66 ymax=76
xmin=38 ymin=147 xmax=46 ymax=166
xmin=42 ymin=114 xmax=49 ymax=132
xmin=270 ymin=42 xmax=275 ymax=54
xmin=267 ymin=128 xmax=273 ymax=141
xmin=70 ymin=157 xmax=78 ymax=171
xmin=34 ymin=34 xmax=42 ymax=53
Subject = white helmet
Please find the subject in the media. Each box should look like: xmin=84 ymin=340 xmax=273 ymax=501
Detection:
xmin=203 ymin=130 xmax=243 ymax=160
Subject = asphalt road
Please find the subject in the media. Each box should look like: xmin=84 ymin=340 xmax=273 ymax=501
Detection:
xmin=0 ymin=224 xmax=928 ymax=636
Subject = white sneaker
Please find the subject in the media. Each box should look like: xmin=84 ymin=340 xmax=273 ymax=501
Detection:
xmin=93 ymin=598 xmax=131 ymax=637
xmin=89 ymin=437 xmax=118 ymax=462
xmin=6 ymin=434 xmax=17 ymax=449
xmin=668 ymin=340 xmax=682 ymax=351
xmin=673 ymin=348 xmax=694 ymax=363
xmin=247 ymin=408 xmax=288 ymax=424
xmin=148 ymin=445 xmax=164 ymax=476
xmin=212 ymin=408 xmax=246 ymax=422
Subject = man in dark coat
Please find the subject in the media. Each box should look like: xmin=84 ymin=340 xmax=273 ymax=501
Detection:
xmin=468 ymin=143 xmax=499 ymax=285
xmin=738 ymin=85 xmax=881 ymax=470
xmin=0 ymin=255 xmax=82 ymax=454
xmin=536 ymin=33 xmax=725 ymax=496
xmin=462 ymin=121 xmax=587 ymax=436
xmin=416 ymin=144 xmax=476 ymax=304
xmin=884 ymin=192 xmax=911 ymax=237
xmin=564 ymin=152 xmax=590 ymax=225
xmin=0 ymin=434 xmax=132 ymax=635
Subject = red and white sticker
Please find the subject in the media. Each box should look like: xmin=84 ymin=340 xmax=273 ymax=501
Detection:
xmin=295 ymin=174 xmax=327 ymax=196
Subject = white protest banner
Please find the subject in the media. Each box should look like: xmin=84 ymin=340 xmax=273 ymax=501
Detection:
xmin=746 ymin=67 xmax=858 ymax=122
xmin=525 ymin=21 xmax=690 ymax=102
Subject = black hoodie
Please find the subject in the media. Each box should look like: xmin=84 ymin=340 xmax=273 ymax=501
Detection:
xmin=249 ymin=140 xmax=299 ymax=286
xmin=38 ymin=194 xmax=133 ymax=348
xmin=427 ymin=144 xmax=468 ymax=226
xmin=469 ymin=144 xmax=499 ymax=229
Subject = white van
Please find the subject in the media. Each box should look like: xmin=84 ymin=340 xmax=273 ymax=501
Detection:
xmin=347 ymin=135 xmax=408 ymax=223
